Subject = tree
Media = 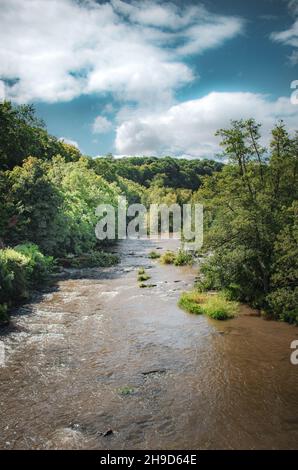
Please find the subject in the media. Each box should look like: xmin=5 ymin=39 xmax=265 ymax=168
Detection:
xmin=195 ymin=119 xmax=298 ymax=321
xmin=0 ymin=101 xmax=81 ymax=170
xmin=4 ymin=157 xmax=64 ymax=255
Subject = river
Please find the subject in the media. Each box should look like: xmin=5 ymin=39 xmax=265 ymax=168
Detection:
xmin=0 ymin=237 xmax=297 ymax=449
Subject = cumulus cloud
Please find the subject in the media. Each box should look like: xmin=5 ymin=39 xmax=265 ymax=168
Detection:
xmin=92 ymin=116 xmax=113 ymax=134
xmin=0 ymin=0 xmax=243 ymax=104
xmin=115 ymin=91 xmax=298 ymax=157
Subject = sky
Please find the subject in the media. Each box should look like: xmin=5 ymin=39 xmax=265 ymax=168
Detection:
xmin=0 ymin=0 xmax=298 ymax=158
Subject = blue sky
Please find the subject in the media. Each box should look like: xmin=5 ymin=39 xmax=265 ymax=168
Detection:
xmin=0 ymin=0 xmax=298 ymax=157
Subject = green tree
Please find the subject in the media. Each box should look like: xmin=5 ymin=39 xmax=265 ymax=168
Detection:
xmin=195 ymin=119 xmax=298 ymax=319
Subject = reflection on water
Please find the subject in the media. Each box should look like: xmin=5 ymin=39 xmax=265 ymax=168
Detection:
xmin=0 ymin=238 xmax=297 ymax=449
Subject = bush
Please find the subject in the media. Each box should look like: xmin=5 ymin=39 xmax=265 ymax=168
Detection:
xmin=202 ymin=294 xmax=238 ymax=320
xmin=160 ymin=251 xmax=176 ymax=264
xmin=0 ymin=244 xmax=54 ymax=322
xmin=266 ymin=287 xmax=298 ymax=325
xmin=178 ymin=291 xmax=204 ymax=314
xmin=148 ymin=251 xmax=161 ymax=259
xmin=0 ymin=248 xmax=31 ymax=305
xmin=137 ymin=268 xmax=151 ymax=282
xmin=138 ymin=274 xmax=151 ymax=282
xmin=160 ymin=249 xmax=193 ymax=266
xmin=178 ymin=291 xmax=238 ymax=320
xmin=15 ymin=243 xmax=53 ymax=284
xmin=174 ymin=249 xmax=193 ymax=266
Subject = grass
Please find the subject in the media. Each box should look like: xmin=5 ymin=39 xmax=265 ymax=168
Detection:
xmin=148 ymin=251 xmax=161 ymax=259
xmin=178 ymin=291 xmax=205 ymax=314
xmin=174 ymin=249 xmax=193 ymax=266
xmin=137 ymin=268 xmax=151 ymax=285
xmin=137 ymin=267 xmax=151 ymax=282
xmin=160 ymin=251 xmax=176 ymax=264
xmin=178 ymin=291 xmax=238 ymax=320
xmin=160 ymin=249 xmax=193 ymax=266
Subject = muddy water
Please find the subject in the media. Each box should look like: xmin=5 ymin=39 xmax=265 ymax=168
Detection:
xmin=0 ymin=238 xmax=298 ymax=450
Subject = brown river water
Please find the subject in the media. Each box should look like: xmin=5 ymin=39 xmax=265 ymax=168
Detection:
xmin=0 ymin=238 xmax=298 ymax=450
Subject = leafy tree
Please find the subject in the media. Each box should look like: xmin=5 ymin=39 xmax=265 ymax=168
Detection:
xmin=4 ymin=157 xmax=64 ymax=255
xmin=0 ymin=101 xmax=81 ymax=170
xmin=195 ymin=119 xmax=298 ymax=321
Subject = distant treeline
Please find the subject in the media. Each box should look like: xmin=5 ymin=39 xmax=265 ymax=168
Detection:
xmin=91 ymin=155 xmax=222 ymax=190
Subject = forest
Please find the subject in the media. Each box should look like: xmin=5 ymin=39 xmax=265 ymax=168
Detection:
xmin=0 ymin=101 xmax=297 ymax=325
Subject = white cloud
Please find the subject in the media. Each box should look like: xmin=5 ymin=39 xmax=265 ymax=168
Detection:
xmin=58 ymin=137 xmax=80 ymax=149
xmin=0 ymin=0 xmax=243 ymax=104
xmin=271 ymin=19 xmax=298 ymax=47
xmin=115 ymin=91 xmax=298 ymax=157
xmin=92 ymin=116 xmax=113 ymax=134
xmin=271 ymin=3 xmax=298 ymax=63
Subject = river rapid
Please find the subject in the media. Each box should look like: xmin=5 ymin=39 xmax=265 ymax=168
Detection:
xmin=0 ymin=237 xmax=297 ymax=449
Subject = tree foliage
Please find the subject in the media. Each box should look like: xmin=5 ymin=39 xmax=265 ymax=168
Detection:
xmin=195 ymin=119 xmax=298 ymax=323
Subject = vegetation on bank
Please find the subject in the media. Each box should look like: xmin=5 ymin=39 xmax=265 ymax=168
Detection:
xmin=137 ymin=268 xmax=151 ymax=285
xmin=160 ymin=249 xmax=193 ymax=266
xmin=0 ymin=243 xmax=53 ymax=322
xmin=148 ymin=251 xmax=161 ymax=259
xmin=57 ymin=251 xmax=119 ymax=269
xmin=192 ymin=119 xmax=298 ymax=325
xmin=178 ymin=291 xmax=238 ymax=320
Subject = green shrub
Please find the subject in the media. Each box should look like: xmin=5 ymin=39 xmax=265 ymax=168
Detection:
xmin=0 ymin=244 xmax=54 ymax=322
xmin=178 ymin=291 xmax=204 ymax=315
xmin=178 ymin=291 xmax=238 ymax=320
xmin=15 ymin=243 xmax=53 ymax=285
xmin=138 ymin=273 xmax=151 ymax=282
xmin=266 ymin=287 xmax=298 ymax=325
xmin=174 ymin=249 xmax=193 ymax=266
xmin=148 ymin=251 xmax=161 ymax=259
xmin=160 ymin=251 xmax=176 ymax=264
xmin=202 ymin=294 xmax=238 ymax=320
xmin=138 ymin=267 xmax=145 ymax=275
xmin=159 ymin=250 xmax=193 ymax=266
xmin=0 ymin=248 xmax=31 ymax=304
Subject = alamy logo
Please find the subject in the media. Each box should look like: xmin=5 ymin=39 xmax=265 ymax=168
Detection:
xmin=290 ymin=80 xmax=298 ymax=105
xmin=95 ymin=197 xmax=203 ymax=250
xmin=290 ymin=340 xmax=298 ymax=365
